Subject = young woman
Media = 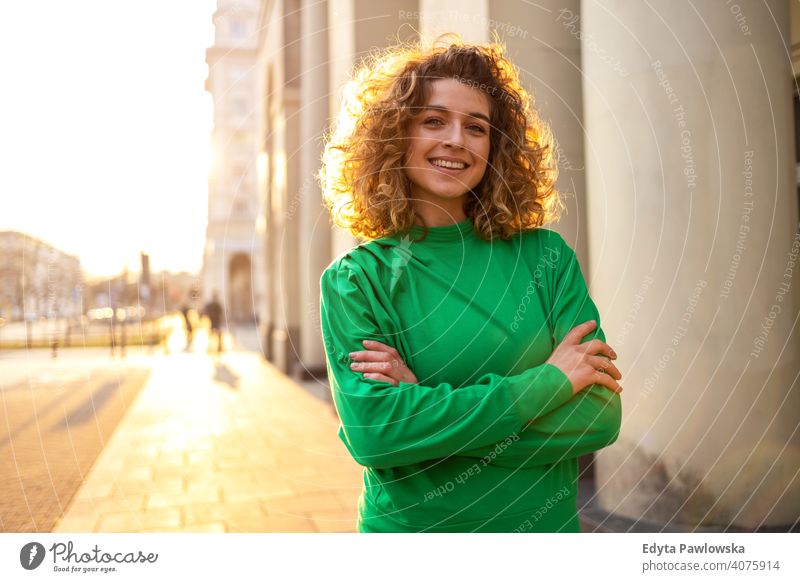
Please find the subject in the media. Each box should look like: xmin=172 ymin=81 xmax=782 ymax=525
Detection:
xmin=318 ymin=37 xmax=623 ymax=533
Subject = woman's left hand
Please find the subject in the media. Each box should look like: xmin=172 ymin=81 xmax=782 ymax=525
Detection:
xmin=349 ymin=340 xmax=418 ymax=386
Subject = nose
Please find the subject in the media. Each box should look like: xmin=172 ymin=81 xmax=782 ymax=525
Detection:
xmin=442 ymin=124 xmax=466 ymax=149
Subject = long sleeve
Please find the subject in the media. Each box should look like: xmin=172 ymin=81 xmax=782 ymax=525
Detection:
xmin=459 ymin=233 xmax=622 ymax=467
xmin=320 ymin=259 xmax=576 ymax=470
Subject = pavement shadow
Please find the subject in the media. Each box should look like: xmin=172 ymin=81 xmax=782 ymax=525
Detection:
xmin=51 ymin=380 xmax=119 ymax=429
xmin=213 ymin=361 xmax=240 ymax=390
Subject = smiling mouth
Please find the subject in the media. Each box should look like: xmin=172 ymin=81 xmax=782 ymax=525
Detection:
xmin=428 ymin=158 xmax=470 ymax=171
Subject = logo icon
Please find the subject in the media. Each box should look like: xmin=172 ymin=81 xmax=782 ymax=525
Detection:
xmin=389 ymin=235 xmax=413 ymax=293
xmin=20 ymin=542 xmax=46 ymax=570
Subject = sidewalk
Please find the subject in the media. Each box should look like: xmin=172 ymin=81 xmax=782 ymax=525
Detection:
xmin=53 ymin=327 xmax=363 ymax=533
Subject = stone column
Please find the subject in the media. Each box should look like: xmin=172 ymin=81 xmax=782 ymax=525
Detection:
xmin=582 ymin=0 xmax=799 ymax=529
xmin=270 ymin=0 xmax=302 ymax=374
xmin=298 ymin=0 xmax=331 ymax=378
xmin=489 ymin=0 xmax=588 ymax=268
xmin=326 ymin=0 xmax=419 ymax=262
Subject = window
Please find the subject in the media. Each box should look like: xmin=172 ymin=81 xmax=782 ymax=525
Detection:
xmin=230 ymin=19 xmax=246 ymax=39
xmin=231 ymin=95 xmax=248 ymax=116
xmin=231 ymin=164 xmax=247 ymax=182
xmin=229 ymin=67 xmax=249 ymax=86
xmin=233 ymin=198 xmax=249 ymax=216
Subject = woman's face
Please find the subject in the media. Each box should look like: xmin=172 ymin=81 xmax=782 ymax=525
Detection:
xmin=403 ymin=78 xmax=491 ymax=218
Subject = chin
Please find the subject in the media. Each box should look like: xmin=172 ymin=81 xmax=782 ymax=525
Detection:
xmin=421 ymin=179 xmax=477 ymax=200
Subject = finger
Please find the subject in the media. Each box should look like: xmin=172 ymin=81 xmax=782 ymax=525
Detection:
xmin=581 ymin=339 xmax=614 ymax=358
xmin=349 ymin=350 xmax=392 ymax=363
xmin=350 ymin=361 xmax=393 ymax=373
xmin=592 ymin=369 xmax=623 ymax=394
xmin=363 ymin=372 xmax=398 ymax=386
xmin=588 ymin=355 xmax=622 ymax=380
xmin=602 ymin=346 xmax=619 ymax=359
xmin=562 ymin=320 xmax=597 ymax=346
xmin=362 ymin=339 xmax=397 ymax=354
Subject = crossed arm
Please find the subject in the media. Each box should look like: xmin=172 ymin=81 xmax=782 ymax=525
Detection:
xmin=320 ymin=240 xmax=622 ymax=470
xmin=348 ymin=323 xmax=622 ymax=468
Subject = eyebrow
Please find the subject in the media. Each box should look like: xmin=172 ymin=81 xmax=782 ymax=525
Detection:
xmin=422 ymin=104 xmax=491 ymax=125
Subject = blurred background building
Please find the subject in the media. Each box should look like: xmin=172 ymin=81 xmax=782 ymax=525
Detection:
xmin=203 ymin=0 xmax=265 ymax=327
xmin=0 ymin=231 xmax=83 ymax=321
xmin=0 ymin=229 xmax=199 ymax=326
xmin=202 ymin=0 xmax=799 ymax=530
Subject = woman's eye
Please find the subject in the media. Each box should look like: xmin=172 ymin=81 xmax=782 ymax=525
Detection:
xmin=423 ymin=117 xmax=444 ymax=126
xmin=468 ymin=125 xmax=487 ymax=134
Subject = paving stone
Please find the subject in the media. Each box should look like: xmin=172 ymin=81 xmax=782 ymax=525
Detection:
xmin=261 ymin=491 xmax=347 ymax=515
xmin=53 ymin=514 xmax=101 ymax=533
xmin=67 ymin=495 xmax=147 ymax=516
xmin=227 ymin=514 xmax=317 ymax=533
xmin=97 ymin=508 xmax=181 ymax=532
xmin=308 ymin=510 xmax=359 ymax=533
xmin=182 ymin=500 xmax=266 ymax=527
xmin=109 ymin=477 xmax=184 ymax=496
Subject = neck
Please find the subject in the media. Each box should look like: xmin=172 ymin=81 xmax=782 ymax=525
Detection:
xmin=412 ymin=198 xmax=467 ymax=227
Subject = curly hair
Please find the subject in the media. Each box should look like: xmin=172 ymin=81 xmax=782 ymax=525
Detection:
xmin=319 ymin=34 xmax=564 ymax=241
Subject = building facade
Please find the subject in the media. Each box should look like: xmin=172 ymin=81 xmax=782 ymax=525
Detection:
xmin=203 ymin=0 xmax=265 ymax=326
xmin=0 ymin=231 xmax=83 ymax=321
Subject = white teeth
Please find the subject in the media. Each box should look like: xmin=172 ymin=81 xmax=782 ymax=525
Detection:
xmin=430 ymin=159 xmax=466 ymax=170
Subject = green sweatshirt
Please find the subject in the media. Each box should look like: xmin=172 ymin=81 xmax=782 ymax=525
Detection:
xmin=319 ymin=218 xmax=621 ymax=532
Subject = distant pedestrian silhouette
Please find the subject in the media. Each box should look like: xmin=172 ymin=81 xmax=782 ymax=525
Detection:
xmin=180 ymin=302 xmax=193 ymax=350
xmin=203 ymin=291 xmax=224 ymax=354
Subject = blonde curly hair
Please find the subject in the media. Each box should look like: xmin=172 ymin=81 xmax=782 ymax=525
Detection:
xmin=319 ymin=35 xmax=564 ymax=241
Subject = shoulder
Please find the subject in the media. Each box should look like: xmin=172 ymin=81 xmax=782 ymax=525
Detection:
xmin=514 ymin=227 xmax=576 ymax=264
xmin=321 ymin=253 xmax=361 ymax=292
xmin=516 ymin=226 xmax=568 ymax=248
xmin=321 ymin=236 xmax=404 ymax=288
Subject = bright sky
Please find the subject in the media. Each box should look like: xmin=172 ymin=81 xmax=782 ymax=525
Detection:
xmin=0 ymin=0 xmax=217 ymax=279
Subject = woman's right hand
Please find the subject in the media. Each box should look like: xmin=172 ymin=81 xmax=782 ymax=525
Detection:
xmin=546 ymin=320 xmax=623 ymax=395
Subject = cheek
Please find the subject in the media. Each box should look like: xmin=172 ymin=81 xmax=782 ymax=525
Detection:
xmin=466 ymin=134 xmax=489 ymax=157
xmin=405 ymin=140 xmax=425 ymax=166
xmin=470 ymin=158 xmax=490 ymax=186
xmin=478 ymin=140 xmax=491 ymax=163
xmin=471 ymin=143 xmax=491 ymax=172
xmin=410 ymin=133 xmax=437 ymax=154
xmin=409 ymin=138 xmax=440 ymax=167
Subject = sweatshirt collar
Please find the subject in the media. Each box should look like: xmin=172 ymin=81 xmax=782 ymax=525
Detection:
xmin=407 ymin=218 xmax=475 ymax=243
